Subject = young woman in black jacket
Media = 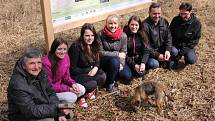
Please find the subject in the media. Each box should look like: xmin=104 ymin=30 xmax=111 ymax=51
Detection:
xmin=123 ymin=15 xmax=150 ymax=78
xmin=68 ymin=23 xmax=106 ymax=102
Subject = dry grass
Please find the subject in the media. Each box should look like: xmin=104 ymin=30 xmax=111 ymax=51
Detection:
xmin=0 ymin=0 xmax=215 ymax=121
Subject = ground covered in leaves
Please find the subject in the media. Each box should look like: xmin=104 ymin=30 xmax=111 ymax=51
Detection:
xmin=0 ymin=0 xmax=215 ymax=120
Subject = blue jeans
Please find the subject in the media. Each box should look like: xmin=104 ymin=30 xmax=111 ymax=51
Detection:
xmin=170 ymin=47 xmax=196 ymax=68
xmin=30 ymin=118 xmax=54 ymax=121
xmin=127 ymin=64 xmax=144 ymax=78
xmin=146 ymin=58 xmax=160 ymax=69
xmin=100 ymin=56 xmax=132 ymax=85
xmin=146 ymin=46 xmax=168 ymax=69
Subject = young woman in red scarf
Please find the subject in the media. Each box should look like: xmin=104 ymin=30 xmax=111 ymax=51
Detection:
xmin=98 ymin=14 xmax=132 ymax=93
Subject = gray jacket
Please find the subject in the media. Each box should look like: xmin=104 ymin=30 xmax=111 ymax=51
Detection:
xmin=7 ymin=58 xmax=61 ymax=121
xmin=97 ymin=30 xmax=127 ymax=65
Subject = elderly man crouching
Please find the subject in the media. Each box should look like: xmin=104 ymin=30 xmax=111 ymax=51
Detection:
xmin=7 ymin=48 xmax=73 ymax=121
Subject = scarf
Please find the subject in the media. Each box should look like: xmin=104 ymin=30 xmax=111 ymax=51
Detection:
xmin=103 ymin=25 xmax=123 ymax=41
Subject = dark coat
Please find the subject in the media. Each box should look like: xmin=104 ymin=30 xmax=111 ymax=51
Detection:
xmin=7 ymin=58 xmax=60 ymax=121
xmin=123 ymin=25 xmax=150 ymax=67
xmin=170 ymin=14 xmax=201 ymax=55
xmin=68 ymin=43 xmax=100 ymax=76
xmin=142 ymin=17 xmax=172 ymax=58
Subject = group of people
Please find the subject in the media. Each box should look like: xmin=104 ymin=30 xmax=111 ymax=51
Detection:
xmin=7 ymin=2 xmax=201 ymax=121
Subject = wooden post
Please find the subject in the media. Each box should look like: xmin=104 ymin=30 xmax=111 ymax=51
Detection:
xmin=40 ymin=0 xmax=54 ymax=52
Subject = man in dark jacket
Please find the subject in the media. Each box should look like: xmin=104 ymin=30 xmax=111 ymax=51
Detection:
xmin=142 ymin=2 xmax=172 ymax=69
xmin=7 ymin=48 xmax=71 ymax=121
xmin=169 ymin=2 xmax=201 ymax=68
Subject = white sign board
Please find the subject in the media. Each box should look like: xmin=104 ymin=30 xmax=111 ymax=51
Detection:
xmin=40 ymin=0 xmax=153 ymax=50
xmin=51 ymin=0 xmax=152 ymax=33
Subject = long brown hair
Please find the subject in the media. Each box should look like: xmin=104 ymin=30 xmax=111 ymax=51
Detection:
xmin=78 ymin=23 xmax=100 ymax=61
xmin=124 ymin=15 xmax=150 ymax=47
xmin=48 ymin=37 xmax=68 ymax=76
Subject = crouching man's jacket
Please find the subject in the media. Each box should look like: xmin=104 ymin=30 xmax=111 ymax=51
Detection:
xmin=170 ymin=14 xmax=201 ymax=55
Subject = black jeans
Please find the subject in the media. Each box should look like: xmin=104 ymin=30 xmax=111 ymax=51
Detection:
xmin=73 ymin=69 xmax=106 ymax=92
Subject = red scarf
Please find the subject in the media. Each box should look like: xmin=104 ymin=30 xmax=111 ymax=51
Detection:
xmin=103 ymin=26 xmax=123 ymax=41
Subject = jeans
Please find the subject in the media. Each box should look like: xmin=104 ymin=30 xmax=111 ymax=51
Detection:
xmin=30 ymin=118 xmax=54 ymax=121
xmin=127 ymin=64 xmax=144 ymax=78
xmin=146 ymin=58 xmax=160 ymax=69
xmin=170 ymin=46 xmax=196 ymax=68
xmin=146 ymin=46 xmax=168 ymax=69
xmin=56 ymin=83 xmax=86 ymax=103
xmin=74 ymin=69 xmax=106 ymax=92
xmin=100 ymin=56 xmax=132 ymax=85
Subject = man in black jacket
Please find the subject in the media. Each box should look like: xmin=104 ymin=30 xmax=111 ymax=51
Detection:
xmin=142 ymin=2 xmax=172 ymax=69
xmin=7 ymin=48 xmax=71 ymax=121
xmin=169 ymin=2 xmax=201 ymax=68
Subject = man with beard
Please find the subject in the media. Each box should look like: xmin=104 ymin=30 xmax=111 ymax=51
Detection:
xmin=169 ymin=2 xmax=201 ymax=69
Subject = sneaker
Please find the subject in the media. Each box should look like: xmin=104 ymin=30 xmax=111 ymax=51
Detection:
xmin=79 ymin=98 xmax=88 ymax=108
xmin=169 ymin=60 xmax=178 ymax=69
xmin=86 ymin=92 xmax=96 ymax=100
xmin=123 ymin=80 xmax=131 ymax=85
xmin=107 ymin=83 xmax=118 ymax=94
